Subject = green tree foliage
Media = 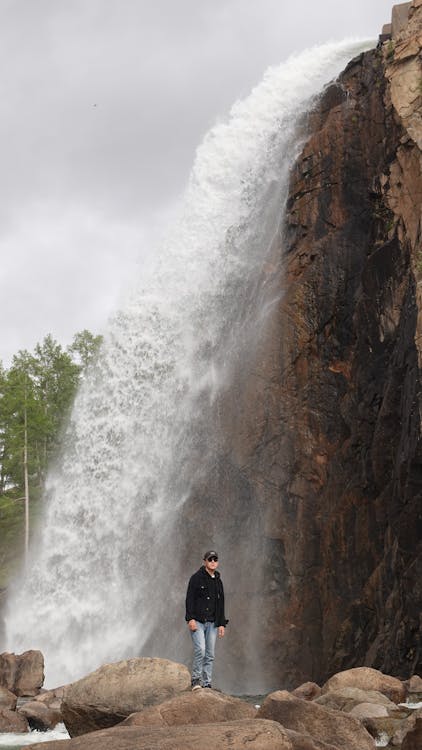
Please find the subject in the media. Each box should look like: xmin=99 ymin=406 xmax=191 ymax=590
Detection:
xmin=0 ymin=330 xmax=102 ymax=562
xmin=68 ymin=329 xmax=103 ymax=370
xmin=0 ymin=351 xmax=41 ymax=494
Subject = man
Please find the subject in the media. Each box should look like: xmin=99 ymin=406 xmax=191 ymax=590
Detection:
xmin=185 ymin=550 xmax=228 ymax=690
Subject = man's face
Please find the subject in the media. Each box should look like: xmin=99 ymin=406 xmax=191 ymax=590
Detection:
xmin=204 ymin=555 xmax=219 ymax=574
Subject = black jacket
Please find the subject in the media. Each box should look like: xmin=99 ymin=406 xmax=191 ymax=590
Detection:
xmin=185 ymin=566 xmax=228 ymax=627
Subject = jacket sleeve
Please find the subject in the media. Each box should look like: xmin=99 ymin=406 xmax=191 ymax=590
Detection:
xmin=222 ymin=589 xmax=229 ymax=627
xmin=185 ymin=574 xmax=196 ymax=621
xmin=218 ymin=580 xmax=229 ymax=627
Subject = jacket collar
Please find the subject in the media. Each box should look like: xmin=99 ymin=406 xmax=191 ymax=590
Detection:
xmin=200 ymin=565 xmax=220 ymax=579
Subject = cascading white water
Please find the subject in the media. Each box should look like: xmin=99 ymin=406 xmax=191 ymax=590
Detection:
xmin=5 ymin=39 xmax=371 ymax=690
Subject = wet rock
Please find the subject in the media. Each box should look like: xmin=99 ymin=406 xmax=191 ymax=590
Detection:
xmin=0 ymin=706 xmax=29 ymax=732
xmin=121 ymin=688 xmax=256 ymax=726
xmin=0 ymin=650 xmax=44 ymax=697
xmin=292 ymin=682 xmax=322 ymax=701
xmin=322 ymin=667 xmax=406 ymax=704
xmin=257 ymin=690 xmax=374 ymax=749
xmin=0 ymin=685 xmax=17 ymax=710
xmin=18 ymin=700 xmax=62 ymax=730
xmin=62 ymin=657 xmax=191 ymax=737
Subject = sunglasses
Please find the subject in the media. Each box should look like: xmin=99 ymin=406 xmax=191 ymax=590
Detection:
xmin=207 ymin=556 xmax=218 ymax=562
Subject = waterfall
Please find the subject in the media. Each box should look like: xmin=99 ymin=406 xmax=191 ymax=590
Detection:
xmin=5 ymin=39 xmax=371 ymax=692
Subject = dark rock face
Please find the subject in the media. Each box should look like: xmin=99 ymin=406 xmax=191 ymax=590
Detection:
xmin=177 ymin=7 xmax=422 ymax=691
xmin=260 ymin=12 xmax=422 ymax=685
xmin=258 ymin=39 xmax=422 ymax=684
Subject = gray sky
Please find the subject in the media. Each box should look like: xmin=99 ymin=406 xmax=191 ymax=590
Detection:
xmin=1 ymin=0 xmax=395 ymax=364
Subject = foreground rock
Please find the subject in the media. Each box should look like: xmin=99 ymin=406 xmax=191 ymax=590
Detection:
xmin=257 ymin=690 xmax=374 ymax=749
xmin=121 ymin=687 xmax=255 ymax=726
xmin=322 ymin=667 xmax=406 ymax=704
xmin=0 ymin=685 xmax=17 ymax=710
xmin=29 ymin=719 xmax=340 ymax=750
xmin=0 ymin=650 xmax=44 ymax=696
xmin=0 ymin=706 xmax=29 ymax=732
xmin=18 ymin=700 xmax=62 ymax=730
xmin=62 ymin=657 xmax=191 ymax=736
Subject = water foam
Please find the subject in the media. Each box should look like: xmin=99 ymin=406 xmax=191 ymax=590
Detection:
xmin=5 ymin=39 xmax=371 ymax=689
xmin=0 ymin=724 xmax=69 ymax=747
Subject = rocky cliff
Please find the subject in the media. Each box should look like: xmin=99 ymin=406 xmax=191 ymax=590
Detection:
xmin=252 ymin=0 xmax=422 ymax=686
xmin=182 ymin=2 xmax=422 ymax=690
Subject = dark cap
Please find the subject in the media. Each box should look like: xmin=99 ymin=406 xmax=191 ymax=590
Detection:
xmin=204 ymin=550 xmax=218 ymax=560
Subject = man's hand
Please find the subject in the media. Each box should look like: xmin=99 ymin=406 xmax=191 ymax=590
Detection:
xmin=218 ymin=626 xmax=225 ymax=638
xmin=188 ymin=619 xmax=197 ymax=632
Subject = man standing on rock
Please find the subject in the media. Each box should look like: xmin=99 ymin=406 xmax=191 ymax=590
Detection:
xmin=185 ymin=550 xmax=228 ymax=690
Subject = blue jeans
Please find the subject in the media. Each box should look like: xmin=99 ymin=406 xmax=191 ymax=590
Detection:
xmin=190 ymin=621 xmax=218 ymax=686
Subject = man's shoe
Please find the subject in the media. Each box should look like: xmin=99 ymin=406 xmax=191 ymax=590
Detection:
xmin=191 ymin=679 xmax=202 ymax=691
xmin=203 ymin=684 xmax=212 ymax=688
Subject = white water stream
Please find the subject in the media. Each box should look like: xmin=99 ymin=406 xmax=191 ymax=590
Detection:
xmin=4 ymin=39 xmax=371 ymax=693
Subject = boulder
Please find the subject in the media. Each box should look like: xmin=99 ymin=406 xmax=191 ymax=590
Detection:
xmin=315 ymin=686 xmax=399 ymax=713
xmin=62 ymin=657 xmax=191 ymax=737
xmin=0 ymin=706 xmax=29 ymax=732
xmin=18 ymin=700 xmax=62 ymax=730
xmin=348 ymin=701 xmax=389 ymax=719
xmin=121 ymin=687 xmax=256 ymax=726
xmin=0 ymin=650 xmax=44 ymax=697
xmin=322 ymin=667 xmax=406 ymax=704
xmin=404 ymin=675 xmax=422 ymax=694
xmin=391 ymin=708 xmax=422 ymax=747
xmin=284 ymin=731 xmax=339 ymax=750
xmin=27 ymin=718 xmax=312 ymax=749
xmin=402 ymin=717 xmax=422 ymax=750
xmin=0 ymin=685 xmax=17 ymax=710
xmin=292 ymin=682 xmax=322 ymax=701
xmin=33 ymin=685 xmax=65 ymax=710
xmin=257 ymin=690 xmax=375 ymax=749
xmin=363 ymin=714 xmax=407 ymax=744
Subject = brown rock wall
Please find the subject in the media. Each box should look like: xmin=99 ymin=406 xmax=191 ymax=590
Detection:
xmin=232 ymin=41 xmax=422 ymax=686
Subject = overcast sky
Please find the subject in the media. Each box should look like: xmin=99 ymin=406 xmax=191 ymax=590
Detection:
xmin=0 ymin=0 xmax=395 ymax=364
